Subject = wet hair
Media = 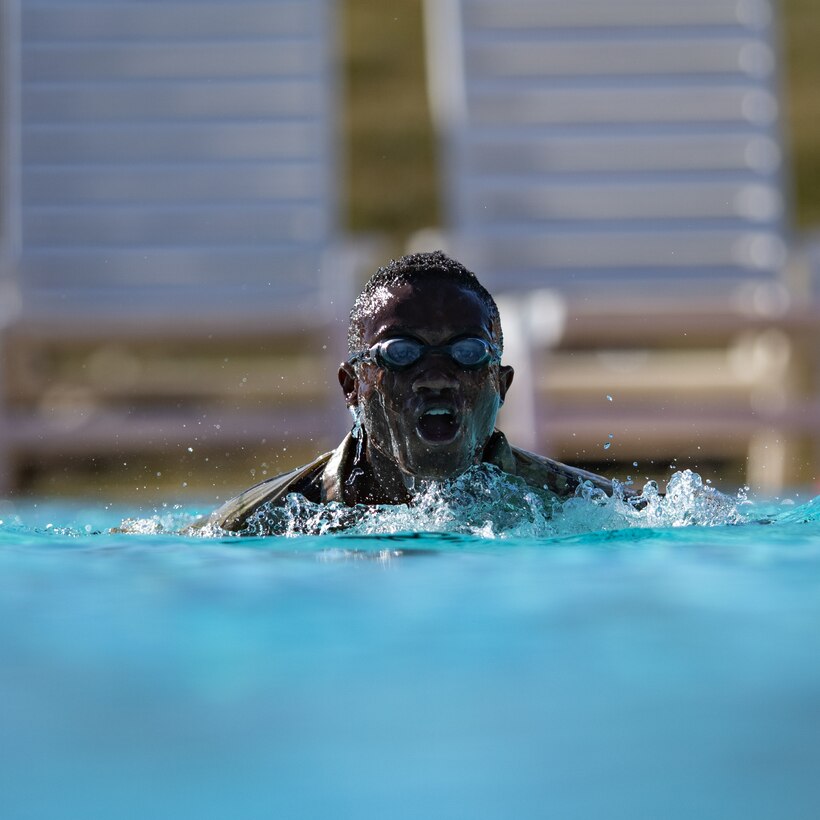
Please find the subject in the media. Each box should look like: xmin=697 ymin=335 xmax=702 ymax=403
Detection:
xmin=347 ymin=250 xmax=503 ymax=354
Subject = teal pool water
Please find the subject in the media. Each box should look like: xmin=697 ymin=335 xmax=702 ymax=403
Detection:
xmin=1 ymin=477 xmax=819 ymax=820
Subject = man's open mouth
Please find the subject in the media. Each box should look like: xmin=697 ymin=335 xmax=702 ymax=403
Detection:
xmin=416 ymin=407 xmax=460 ymax=444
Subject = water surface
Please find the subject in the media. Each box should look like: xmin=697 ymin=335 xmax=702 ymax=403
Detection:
xmin=1 ymin=475 xmax=819 ymax=820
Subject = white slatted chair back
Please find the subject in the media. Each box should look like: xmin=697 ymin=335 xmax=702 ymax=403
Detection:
xmin=11 ymin=0 xmax=340 ymax=321
xmin=425 ymin=0 xmax=788 ymax=297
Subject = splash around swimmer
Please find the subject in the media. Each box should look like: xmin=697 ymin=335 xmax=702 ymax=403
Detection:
xmin=199 ymin=251 xmax=620 ymax=534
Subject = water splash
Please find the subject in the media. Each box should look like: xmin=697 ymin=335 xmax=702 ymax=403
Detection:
xmin=556 ymin=469 xmax=748 ymax=534
xmin=349 ymin=405 xmax=365 ymax=461
xmin=215 ymin=465 xmax=750 ymax=539
xmin=115 ymin=508 xmax=202 ymax=535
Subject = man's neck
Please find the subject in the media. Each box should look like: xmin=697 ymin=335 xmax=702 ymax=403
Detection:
xmin=341 ymin=430 xmax=514 ymax=506
xmin=344 ymin=438 xmax=413 ymax=506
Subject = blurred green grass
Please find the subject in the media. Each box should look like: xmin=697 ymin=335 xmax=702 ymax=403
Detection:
xmin=782 ymin=0 xmax=820 ymax=227
xmin=342 ymin=0 xmax=439 ymax=246
xmin=344 ymin=0 xmax=820 ymax=242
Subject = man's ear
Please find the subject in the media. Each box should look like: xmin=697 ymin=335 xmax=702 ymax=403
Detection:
xmin=498 ymin=365 xmax=514 ymax=405
xmin=338 ymin=362 xmax=359 ymax=407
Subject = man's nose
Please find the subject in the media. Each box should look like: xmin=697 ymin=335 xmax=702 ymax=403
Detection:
xmin=412 ymin=366 xmax=459 ymax=392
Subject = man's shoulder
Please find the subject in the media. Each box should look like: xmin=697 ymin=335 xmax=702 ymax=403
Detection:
xmin=200 ymin=450 xmax=334 ymax=532
xmin=484 ymin=430 xmax=616 ymax=498
xmin=508 ymin=442 xmax=616 ymax=498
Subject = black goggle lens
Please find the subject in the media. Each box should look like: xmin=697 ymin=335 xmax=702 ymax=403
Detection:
xmin=380 ymin=338 xmax=423 ymax=368
xmin=449 ymin=338 xmax=490 ymax=367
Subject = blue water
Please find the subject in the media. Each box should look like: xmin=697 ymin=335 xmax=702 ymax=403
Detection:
xmin=1 ymin=473 xmax=820 ymax=820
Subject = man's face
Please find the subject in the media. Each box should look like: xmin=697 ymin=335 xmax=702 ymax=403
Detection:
xmin=340 ymin=279 xmax=513 ymax=482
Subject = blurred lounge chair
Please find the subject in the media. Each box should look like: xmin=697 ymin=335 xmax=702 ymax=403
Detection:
xmin=424 ymin=0 xmax=817 ymax=491
xmin=0 ymin=0 xmax=352 ymax=495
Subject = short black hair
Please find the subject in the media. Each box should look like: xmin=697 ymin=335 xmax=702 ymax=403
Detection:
xmin=347 ymin=250 xmax=503 ymax=354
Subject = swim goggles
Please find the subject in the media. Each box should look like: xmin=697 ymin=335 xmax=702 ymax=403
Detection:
xmin=349 ymin=337 xmax=501 ymax=371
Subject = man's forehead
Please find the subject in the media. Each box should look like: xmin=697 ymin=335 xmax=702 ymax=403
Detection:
xmin=360 ymin=280 xmax=492 ymax=340
xmin=358 ymin=284 xmax=397 ymax=321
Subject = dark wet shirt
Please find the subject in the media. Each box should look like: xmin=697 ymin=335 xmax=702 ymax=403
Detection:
xmin=201 ymin=430 xmax=617 ymax=533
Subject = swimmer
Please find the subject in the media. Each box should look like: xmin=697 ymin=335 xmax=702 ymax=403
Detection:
xmin=203 ymin=251 xmax=620 ymax=531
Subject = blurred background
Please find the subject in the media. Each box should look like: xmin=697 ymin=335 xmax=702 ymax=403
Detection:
xmin=0 ymin=0 xmax=818 ymax=502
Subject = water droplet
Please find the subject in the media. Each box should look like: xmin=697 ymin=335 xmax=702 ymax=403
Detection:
xmin=606 ymin=394 xmax=613 ymax=401
xmin=603 ymin=442 xmax=611 ymax=450
xmin=187 ymin=447 xmax=193 ymax=453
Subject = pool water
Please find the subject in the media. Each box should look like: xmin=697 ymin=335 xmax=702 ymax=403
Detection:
xmin=1 ymin=472 xmax=819 ymax=820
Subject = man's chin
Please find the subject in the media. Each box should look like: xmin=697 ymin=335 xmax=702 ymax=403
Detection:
xmin=403 ymin=447 xmax=477 ymax=483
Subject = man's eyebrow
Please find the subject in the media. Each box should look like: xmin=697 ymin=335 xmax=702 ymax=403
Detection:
xmin=369 ymin=324 xmax=421 ymax=342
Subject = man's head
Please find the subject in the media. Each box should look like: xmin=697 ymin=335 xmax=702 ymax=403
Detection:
xmin=339 ymin=251 xmax=514 ymax=485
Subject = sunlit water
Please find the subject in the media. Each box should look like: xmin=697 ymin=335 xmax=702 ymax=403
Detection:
xmin=2 ymin=469 xmax=820 ymax=820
